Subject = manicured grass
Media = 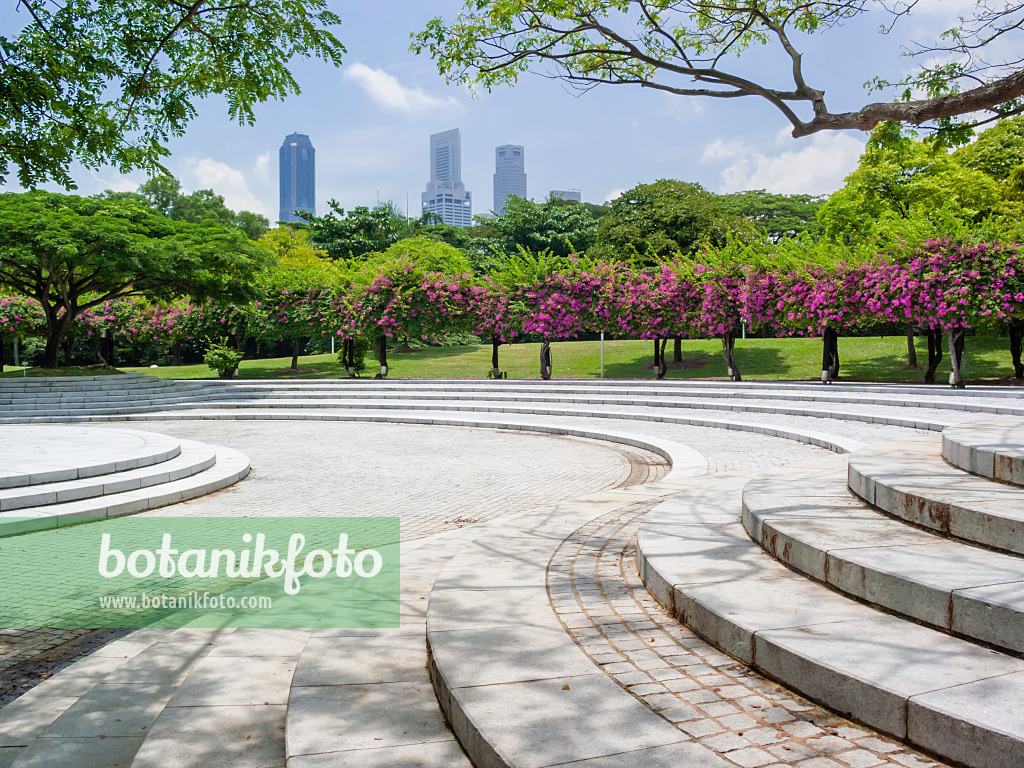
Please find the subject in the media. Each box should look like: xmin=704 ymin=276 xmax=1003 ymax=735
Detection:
xmin=0 ymin=365 xmax=122 ymax=378
xmin=110 ymin=335 xmax=1023 ymax=385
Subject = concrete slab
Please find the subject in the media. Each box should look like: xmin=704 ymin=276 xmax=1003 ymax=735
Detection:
xmin=8 ymin=735 xmax=143 ymax=768
xmin=292 ymin=635 xmax=428 ymax=686
xmin=286 ymin=682 xmax=451 ymax=757
xmin=448 ymin=673 xmax=703 ymax=768
xmin=286 ymin=739 xmax=472 ymax=768
xmin=166 ymin=655 xmax=295 ymax=707
xmin=131 ymin=704 xmax=285 ymax=768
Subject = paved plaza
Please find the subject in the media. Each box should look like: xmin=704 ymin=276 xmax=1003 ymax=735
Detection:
xmin=0 ymin=376 xmax=1022 ymax=768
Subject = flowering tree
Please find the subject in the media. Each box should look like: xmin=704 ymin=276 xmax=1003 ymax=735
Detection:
xmin=0 ymin=296 xmax=45 ymax=371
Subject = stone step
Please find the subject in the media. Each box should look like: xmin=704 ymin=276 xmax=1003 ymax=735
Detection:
xmin=0 ymin=445 xmax=250 ymax=537
xmin=196 ymin=379 xmax=1024 ymax=416
xmin=0 ymin=404 xmax=867 ymax=457
xmin=742 ymin=460 xmax=1024 ymax=653
xmin=0 ymin=374 xmax=160 ymax=391
xmin=0 ymin=394 xmax=950 ymax=438
xmin=0 ymin=426 xmax=182 ymax=489
xmin=637 ymin=471 xmax=1024 ymax=768
xmin=0 ymin=383 xmax=208 ymax=405
xmin=0 ymin=440 xmax=216 ymax=511
xmin=426 ymin=494 xmax=731 ymax=768
xmin=943 ymin=419 xmax=1024 ymax=487
xmin=848 ymin=435 xmax=1024 ymax=555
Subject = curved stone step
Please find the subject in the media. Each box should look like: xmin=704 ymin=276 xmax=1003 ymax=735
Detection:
xmin=637 ymin=471 xmax=1024 ymax=768
xmin=0 ymin=427 xmax=181 ymax=489
xmin=742 ymin=461 xmax=1024 ymax=653
xmin=848 ymin=435 xmax=1024 ymax=555
xmin=427 ymin=497 xmax=730 ymax=768
xmin=944 ymin=419 xmax=1024 ymax=487
xmin=0 ymin=446 xmax=250 ymax=537
xmin=0 ymin=440 xmax=216 ymax=511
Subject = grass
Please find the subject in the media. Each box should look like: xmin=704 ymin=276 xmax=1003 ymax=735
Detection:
xmin=0 ymin=365 xmax=122 ymax=378
xmin=98 ymin=335 xmax=1024 ymax=385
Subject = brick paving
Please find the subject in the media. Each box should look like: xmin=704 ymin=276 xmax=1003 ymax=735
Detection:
xmin=547 ymin=499 xmax=945 ymax=768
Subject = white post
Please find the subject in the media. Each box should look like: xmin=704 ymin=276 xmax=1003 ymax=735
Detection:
xmin=742 ymin=322 xmax=746 ymax=339
xmin=600 ymin=331 xmax=605 ymax=378
xmin=331 ymin=336 xmax=335 ymax=354
xmin=12 ymin=337 xmax=18 ymax=367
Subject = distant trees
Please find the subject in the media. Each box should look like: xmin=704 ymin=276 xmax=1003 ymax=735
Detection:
xmin=138 ymin=176 xmax=270 ymax=240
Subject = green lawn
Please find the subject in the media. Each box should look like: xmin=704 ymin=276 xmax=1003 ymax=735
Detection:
xmin=102 ymin=335 xmax=1022 ymax=384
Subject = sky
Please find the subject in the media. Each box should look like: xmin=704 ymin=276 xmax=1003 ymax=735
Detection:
xmin=4 ymin=0 xmax=978 ymax=220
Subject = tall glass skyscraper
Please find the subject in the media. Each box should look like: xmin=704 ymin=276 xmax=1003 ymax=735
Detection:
xmin=493 ymin=144 xmax=526 ymax=215
xmin=279 ymin=133 xmax=315 ymax=223
xmin=422 ymin=129 xmax=473 ymax=227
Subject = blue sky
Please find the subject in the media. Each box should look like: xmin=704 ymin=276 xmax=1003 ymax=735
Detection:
xmin=7 ymin=0 xmax=975 ymax=219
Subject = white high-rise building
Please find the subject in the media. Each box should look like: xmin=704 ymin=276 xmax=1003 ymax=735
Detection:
xmin=421 ymin=129 xmax=473 ymax=227
xmin=493 ymin=144 xmax=526 ymax=215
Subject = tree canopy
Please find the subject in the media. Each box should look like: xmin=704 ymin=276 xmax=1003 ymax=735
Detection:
xmin=138 ymin=176 xmax=270 ymax=240
xmin=0 ymin=191 xmax=270 ymax=367
xmin=487 ymin=195 xmax=599 ymax=258
xmin=414 ymin=0 xmax=1024 ymax=140
xmin=716 ymin=190 xmax=823 ymax=242
xmin=1 ymin=0 xmax=344 ymax=188
xmin=591 ymin=180 xmax=753 ymax=263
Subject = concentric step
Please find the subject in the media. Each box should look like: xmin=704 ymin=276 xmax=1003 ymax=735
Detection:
xmin=848 ymin=435 xmax=1024 ymax=555
xmin=0 ymin=426 xmax=250 ymax=537
xmin=637 ymin=470 xmax=1024 ymax=768
xmin=944 ymin=418 xmax=1024 ymax=486
xmin=0 ymin=426 xmax=181 ymax=488
xmin=742 ymin=461 xmax=1024 ymax=653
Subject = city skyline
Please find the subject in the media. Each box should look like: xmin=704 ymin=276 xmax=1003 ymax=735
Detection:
xmin=8 ymin=2 xmax=971 ymax=222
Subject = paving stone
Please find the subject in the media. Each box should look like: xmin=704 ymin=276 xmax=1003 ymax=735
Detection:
xmin=165 ymin=656 xmax=294 ymax=707
xmin=292 ymin=634 xmax=427 ymax=686
xmin=8 ymin=735 xmax=144 ymax=767
xmin=286 ymin=738 xmax=472 ymax=768
xmin=37 ymin=684 xmax=173 ymax=737
xmin=131 ymin=704 xmax=285 ymax=768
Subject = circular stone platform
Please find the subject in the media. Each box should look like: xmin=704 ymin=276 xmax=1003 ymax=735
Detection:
xmin=0 ymin=426 xmax=181 ymax=488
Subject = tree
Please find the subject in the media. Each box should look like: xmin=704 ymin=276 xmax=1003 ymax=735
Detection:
xmin=817 ymin=123 xmax=1002 ymax=247
xmin=303 ymin=201 xmax=403 ymax=259
xmin=716 ymin=190 xmax=824 ymax=242
xmin=591 ymin=180 xmax=754 ymax=264
xmin=1 ymin=0 xmax=344 ymax=188
xmin=414 ymin=1 xmax=1024 ymax=141
xmin=0 ymin=191 xmax=270 ymax=368
xmin=488 ymin=195 xmax=599 ymax=258
xmin=954 ymin=115 xmax=1024 ymax=181
xmin=138 ymin=176 xmax=270 ymax=240
xmin=251 ymin=232 xmax=340 ymax=370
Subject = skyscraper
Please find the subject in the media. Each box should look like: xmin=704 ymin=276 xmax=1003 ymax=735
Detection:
xmin=493 ymin=144 xmax=526 ymax=215
xmin=422 ymin=129 xmax=473 ymax=227
xmin=279 ymin=133 xmax=315 ymax=223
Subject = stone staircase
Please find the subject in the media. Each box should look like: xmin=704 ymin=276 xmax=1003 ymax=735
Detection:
xmin=0 ymin=425 xmax=249 ymax=536
xmin=638 ymin=418 xmax=1024 ymax=768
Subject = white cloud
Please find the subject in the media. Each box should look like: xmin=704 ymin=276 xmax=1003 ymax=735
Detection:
xmin=603 ymin=188 xmax=626 ymax=205
xmin=254 ymin=152 xmax=271 ymax=184
xmin=701 ymin=132 xmax=866 ymax=195
xmin=343 ymin=62 xmax=460 ymax=113
xmin=184 ymin=157 xmax=270 ymax=217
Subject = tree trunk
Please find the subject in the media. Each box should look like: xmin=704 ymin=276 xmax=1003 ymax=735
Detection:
xmin=492 ymin=336 xmax=501 ymax=379
xmin=291 ymin=338 xmax=301 ymax=371
xmin=171 ymin=342 xmax=183 ymax=366
xmin=947 ymin=329 xmax=966 ymax=389
xmin=375 ymin=336 xmax=388 ymax=379
xmin=653 ymin=337 xmax=668 ymax=379
xmin=721 ymin=331 xmax=741 ymax=382
xmin=821 ymin=326 xmax=840 ymax=383
xmin=539 ymin=341 xmax=552 ymax=380
xmin=924 ymin=328 xmax=943 ymax=383
xmin=1010 ymin=321 xmax=1024 ymax=380
xmin=906 ymin=325 xmax=918 ymax=369
xmin=0 ymin=330 xmax=5 ymax=373
xmin=673 ymin=336 xmax=683 ymax=363
xmin=344 ymin=339 xmax=356 ymax=377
